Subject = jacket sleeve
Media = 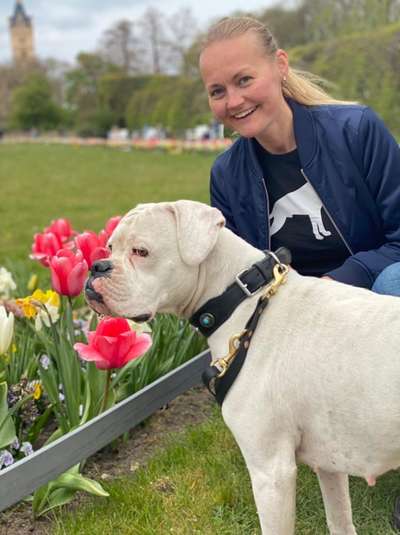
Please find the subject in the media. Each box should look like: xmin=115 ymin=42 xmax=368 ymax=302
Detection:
xmin=326 ymin=107 xmax=400 ymax=289
xmin=209 ymin=162 xmax=239 ymax=235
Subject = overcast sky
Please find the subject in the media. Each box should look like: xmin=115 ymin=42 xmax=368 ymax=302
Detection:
xmin=0 ymin=0 xmax=284 ymax=65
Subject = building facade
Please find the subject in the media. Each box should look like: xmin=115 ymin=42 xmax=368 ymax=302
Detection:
xmin=9 ymin=1 xmax=35 ymax=65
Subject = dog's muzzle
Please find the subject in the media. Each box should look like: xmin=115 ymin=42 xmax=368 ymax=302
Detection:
xmin=85 ymin=259 xmax=113 ymax=303
xmin=85 ymin=278 xmax=104 ymax=303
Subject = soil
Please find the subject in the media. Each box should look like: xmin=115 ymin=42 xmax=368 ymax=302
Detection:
xmin=0 ymin=386 xmax=215 ymax=535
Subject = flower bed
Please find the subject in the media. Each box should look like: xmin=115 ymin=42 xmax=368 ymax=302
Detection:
xmin=0 ymin=215 xmax=205 ymax=517
xmin=2 ymin=135 xmax=233 ymax=154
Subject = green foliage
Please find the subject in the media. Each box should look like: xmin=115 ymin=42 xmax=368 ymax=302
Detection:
xmin=126 ymin=75 xmax=210 ymax=133
xmin=290 ymin=22 xmax=400 ymax=136
xmin=0 ymin=383 xmax=17 ymax=449
xmin=97 ymin=74 xmax=152 ymax=127
xmin=10 ymin=74 xmax=62 ymax=131
xmin=32 ymin=464 xmax=109 ymax=518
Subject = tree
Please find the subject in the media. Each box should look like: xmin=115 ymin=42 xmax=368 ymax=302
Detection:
xmin=99 ymin=19 xmax=142 ymax=74
xmin=10 ymin=74 xmax=62 ymax=131
xmin=166 ymin=8 xmax=199 ymax=74
xmin=138 ymin=7 xmax=168 ymax=74
xmin=65 ymin=53 xmax=119 ymax=135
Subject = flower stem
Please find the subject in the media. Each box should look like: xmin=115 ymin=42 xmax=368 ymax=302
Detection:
xmin=100 ymin=369 xmax=112 ymax=413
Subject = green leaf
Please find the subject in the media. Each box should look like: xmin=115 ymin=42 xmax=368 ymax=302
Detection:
xmin=34 ymin=487 xmax=77 ymax=517
xmin=52 ymin=471 xmax=109 ymax=497
xmin=0 ymin=382 xmax=16 ymax=449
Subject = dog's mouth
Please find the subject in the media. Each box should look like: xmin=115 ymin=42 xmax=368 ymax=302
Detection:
xmin=130 ymin=313 xmax=152 ymax=323
xmin=85 ymin=278 xmax=153 ymax=323
xmin=85 ymin=278 xmax=104 ymax=303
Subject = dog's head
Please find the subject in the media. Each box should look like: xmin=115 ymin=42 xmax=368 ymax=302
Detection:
xmin=85 ymin=200 xmax=225 ymax=320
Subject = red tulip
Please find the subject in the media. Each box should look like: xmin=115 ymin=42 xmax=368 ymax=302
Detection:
xmin=30 ymin=232 xmax=63 ymax=266
xmin=75 ymin=231 xmax=109 ymax=269
xmin=49 ymin=249 xmax=88 ymax=297
xmin=104 ymin=216 xmax=121 ymax=237
xmin=45 ymin=218 xmax=75 ymax=244
xmin=74 ymin=317 xmax=152 ymax=369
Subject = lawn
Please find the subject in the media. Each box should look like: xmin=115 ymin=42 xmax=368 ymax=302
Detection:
xmin=0 ymin=143 xmax=213 ymax=263
xmin=2 ymin=143 xmax=399 ymax=534
xmin=53 ymin=410 xmax=400 ymax=534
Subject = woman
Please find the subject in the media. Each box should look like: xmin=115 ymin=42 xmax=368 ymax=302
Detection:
xmin=199 ymin=16 xmax=400 ymax=294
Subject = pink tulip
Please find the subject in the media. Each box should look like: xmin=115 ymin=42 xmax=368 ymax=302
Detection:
xmin=30 ymin=232 xmax=63 ymax=266
xmin=75 ymin=231 xmax=109 ymax=269
xmin=104 ymin=216 xmax=121 ymax=237
xmin=49 ymin=249 xmax=88 ymax=297
xmin=45 ymin=218 xmax=75 ymax=244
xmin=74 ymin=317 xmax=152 ymax=369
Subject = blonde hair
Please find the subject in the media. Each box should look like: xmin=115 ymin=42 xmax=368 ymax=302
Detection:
xmin=201 ymin=16 xmax=355 ymax=106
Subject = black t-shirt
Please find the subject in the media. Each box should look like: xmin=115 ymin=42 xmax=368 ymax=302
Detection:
xmin=254 ymin=141 xmax=350 ymax=277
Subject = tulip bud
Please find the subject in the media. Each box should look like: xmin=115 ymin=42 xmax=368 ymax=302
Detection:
xmin=0 ymin=306 xmax=14 ymax=355
xmin=104 ymin=216 xmax=121 ymax=238
xmin=49 ymin=249 xmax=88 ymax=297
xmin=45 ymin=218 xmax=75 ymax=244
xmin=75 ymin=231 xmax=109 ymax=269
xmin=30 ymin=232 xmax=63 ymax=266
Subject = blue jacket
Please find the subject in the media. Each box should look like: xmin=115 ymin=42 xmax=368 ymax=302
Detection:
xmin=210 ymin=99 xmax=400 ymax=289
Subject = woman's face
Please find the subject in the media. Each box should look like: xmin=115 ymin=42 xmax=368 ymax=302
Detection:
xmin=199 ymin=32 xmax=289 ymax=141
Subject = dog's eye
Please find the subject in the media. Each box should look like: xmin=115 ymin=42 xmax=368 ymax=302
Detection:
xmin=132 ymin=247 xmax=148 ymax=257
xmin=108 ymin=244 xmax=112 ymax=252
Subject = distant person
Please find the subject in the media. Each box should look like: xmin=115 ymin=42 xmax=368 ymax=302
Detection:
xmin=199 ymin=16 xmax=400 ymax=296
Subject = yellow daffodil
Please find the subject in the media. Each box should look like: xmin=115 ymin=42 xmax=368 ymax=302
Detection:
xmin=16 ymin=289 xmax=60 ymax=329
xmin=31 ymin=289 xmax=60 ymax=331
xmin=15 ymin=296 xmax=38 ymax=319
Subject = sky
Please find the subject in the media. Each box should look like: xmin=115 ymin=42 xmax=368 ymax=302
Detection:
xmin=0 ymin=0 xmax=284 ymax=65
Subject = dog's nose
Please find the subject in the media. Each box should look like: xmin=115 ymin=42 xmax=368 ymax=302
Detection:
xmin=91 ymin=260 xmax=113 ymax=277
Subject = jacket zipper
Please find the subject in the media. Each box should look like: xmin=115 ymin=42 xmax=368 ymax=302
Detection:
xmin=300 ymin=169 xmax=353 ymax=255
xmin=261 ymin=177 xmax=271 ymax=249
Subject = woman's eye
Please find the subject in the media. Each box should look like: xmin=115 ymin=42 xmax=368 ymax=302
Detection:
xmin=108 ymin=243 xmax=112 ymax=252
xmin=238 ymin=76 xmax=252 ymax=86
xmin=132 ymin=247 xmax=148 ymax=257
xmin=210 ymin=87 xmax=224 ymax=99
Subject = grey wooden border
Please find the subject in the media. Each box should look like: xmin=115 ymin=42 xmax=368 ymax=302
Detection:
xmin=0 ymin=349 xmax=211 ymax=512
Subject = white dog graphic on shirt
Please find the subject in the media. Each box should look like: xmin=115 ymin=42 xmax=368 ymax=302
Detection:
xmin=269 ymin=182 xmax=332 ymax=240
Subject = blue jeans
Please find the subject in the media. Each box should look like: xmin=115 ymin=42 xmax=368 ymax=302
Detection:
xmin=372 ymin=262 xmax=400 ymax=296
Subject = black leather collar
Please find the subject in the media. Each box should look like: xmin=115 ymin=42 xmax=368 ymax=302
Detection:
xmin=189 ymin=247 xmax=291 ymax=337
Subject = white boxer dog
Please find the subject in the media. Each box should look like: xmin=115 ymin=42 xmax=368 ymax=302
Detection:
xmin=85 ymin=200 xmax=400 ymax=535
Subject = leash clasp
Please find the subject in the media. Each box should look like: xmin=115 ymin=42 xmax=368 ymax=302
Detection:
xmin=262 ymin=263 xmax=289 ymax=300
xmin=210 ymin=332 xmax=246 ymax=378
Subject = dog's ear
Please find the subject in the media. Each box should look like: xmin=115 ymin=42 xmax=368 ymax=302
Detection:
xmin=166 ymin=200 xmax=225 ymax=266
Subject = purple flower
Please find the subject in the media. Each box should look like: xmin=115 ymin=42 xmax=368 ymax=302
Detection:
xmin=10 ymin=437 xmax=20 ymax=450
xmin=0 ymin=450 xmax=14 ymax=469
xmin=20 ymin=442 xmax=33 ymax=457
xmin=40 ymin=354 xmax=50 ymax=370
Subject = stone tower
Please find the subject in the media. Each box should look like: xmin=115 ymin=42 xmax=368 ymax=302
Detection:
xmin=9 ymin=1 xmax=35 ymax=65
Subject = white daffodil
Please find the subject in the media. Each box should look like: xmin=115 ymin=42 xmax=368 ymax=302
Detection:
xmin=0 ymin=267 xmax=16 ymax=300
xmin=0 ymin=306 xmax=14 ymax=355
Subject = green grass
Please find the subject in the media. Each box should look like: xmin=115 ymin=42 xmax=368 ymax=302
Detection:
xmin=0 ymin=143 xmax=213 ymax=263
xmin=51 ymin=409 xmax=399 ymax=535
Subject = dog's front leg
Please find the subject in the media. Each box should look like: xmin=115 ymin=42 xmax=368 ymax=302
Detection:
xmin=317 ymin=469 xmax=357 ymax=535
xmin=245 ymin=445 xmax=297 ymax=535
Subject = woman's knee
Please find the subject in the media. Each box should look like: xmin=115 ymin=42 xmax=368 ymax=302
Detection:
xmin=372 ymin=262 xmax=400 ymax=296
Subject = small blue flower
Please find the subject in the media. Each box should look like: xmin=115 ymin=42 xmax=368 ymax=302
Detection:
xmin=0 ymin=450 xmax=14 ymax=469
xmin=20 ymin=442 xmax=33 ymax=457
xmin=40 ymin=354 xmax=50 ymax=370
